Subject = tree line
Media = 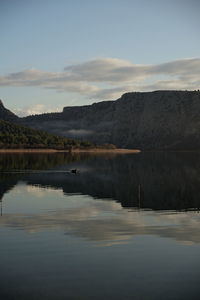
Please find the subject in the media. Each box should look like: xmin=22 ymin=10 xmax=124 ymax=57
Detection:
xmin=0 ymin=120 xmax=94 ymax=149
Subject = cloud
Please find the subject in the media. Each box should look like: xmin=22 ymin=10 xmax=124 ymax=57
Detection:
xmin=0 ymin=57 xmax=200 ymax=101
xmin=13 ymin=103 xmax=62 ymax=117
xmin=92 ymin=86 xmax=134 ymax=99
xmin=64 ymin=57 xmax=146 ymax=82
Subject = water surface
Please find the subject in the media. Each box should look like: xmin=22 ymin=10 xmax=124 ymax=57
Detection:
xmin=0 ymin=152 xmax=200 ymax=299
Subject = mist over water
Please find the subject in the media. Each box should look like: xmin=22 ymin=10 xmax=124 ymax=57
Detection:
xmin=0 ymin=152 xmax=200 ymax=299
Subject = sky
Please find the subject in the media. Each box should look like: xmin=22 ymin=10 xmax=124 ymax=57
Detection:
xmin=0 ymin=0 xmax=200 ymax=116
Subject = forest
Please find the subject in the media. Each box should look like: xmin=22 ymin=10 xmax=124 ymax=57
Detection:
xmin=0 ymin=120 xmax=94 ymax=149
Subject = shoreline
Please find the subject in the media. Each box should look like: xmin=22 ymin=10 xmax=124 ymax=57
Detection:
xmin=0 ymin=148 xmax=141 ymax=154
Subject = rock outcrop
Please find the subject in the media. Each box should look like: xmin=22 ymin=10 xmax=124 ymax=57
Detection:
xmin=0 ymin=99 xmax=18 ymax=122
xmin=1 ymin=90 xmax=200 ymax=150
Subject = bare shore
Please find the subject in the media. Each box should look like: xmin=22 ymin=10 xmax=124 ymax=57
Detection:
xmin=0 ymin=148 xmax=141 ymax=154
xmin=72 ymin=148 xmax=141 ymax=153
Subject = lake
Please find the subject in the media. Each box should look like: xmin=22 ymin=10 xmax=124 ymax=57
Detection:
xmin=0 ymin=152 xmax=200 ymax=300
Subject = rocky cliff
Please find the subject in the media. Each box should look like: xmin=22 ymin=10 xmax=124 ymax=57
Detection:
xmin=0 ymin=99 xmax=18 ymax=122
xmin=1 ymin=91 xmax=200 ymax=150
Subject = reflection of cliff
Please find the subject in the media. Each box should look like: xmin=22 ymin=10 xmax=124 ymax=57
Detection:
xmin=0 ymin=152 xmax=86 ymax=208
xmin=0 ymin=152 xmax=86 ymax=171
xmin=1 ymin=152 xmax=200 ymax=210
xmin=0 ymin=175 xmax=18 ymax=202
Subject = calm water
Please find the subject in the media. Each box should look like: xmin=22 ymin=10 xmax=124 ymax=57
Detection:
xmin=0 ymin=152 xmax=200 ymax=300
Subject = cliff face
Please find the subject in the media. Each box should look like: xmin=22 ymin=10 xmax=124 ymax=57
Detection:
xmin=1 ymin=91 xmax=200 ymax=150
xmin=110 ymin=90 xmax=200 ymax=149
xmin=20 ymin=90 xmax=200 ymax=150
xmin=0 ymin=100 xmax=18 ymax=122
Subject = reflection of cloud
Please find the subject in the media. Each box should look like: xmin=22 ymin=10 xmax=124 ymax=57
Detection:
xmin=1 ymin=184 xmax=200 ymax=246
xmin=0 ymin=57 xmax=199 ymax=106
xmin=26 ymin=185 xmax=63 ymax=198
xmin=13 ymin=184 xmax=63 ymax=198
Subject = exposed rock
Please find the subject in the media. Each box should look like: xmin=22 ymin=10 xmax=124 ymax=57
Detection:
xmin=0 ymin=99 xmax=18 ymax=122
xmin=1 ymin=90 xmax=200 ymax=150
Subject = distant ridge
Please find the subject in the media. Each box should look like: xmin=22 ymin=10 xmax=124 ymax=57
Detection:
xmin=0 ymin=99 xmax=18 ymax=122
xmin=1 ymin=90 xmax=200 ymax=150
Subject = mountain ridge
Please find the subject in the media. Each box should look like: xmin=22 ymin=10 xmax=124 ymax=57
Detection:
xmin=1 ymin=90 xmax=200 ymax=150
xmin=0 ymin=99 xmax=19 ymax=122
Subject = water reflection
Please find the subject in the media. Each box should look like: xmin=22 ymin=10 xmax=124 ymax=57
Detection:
xmin=1 ymin=152 xmax=200 ymax=211
xmin=1 ymin=184 xmax=200 ymax=245
xmin=1 ymin=153 xmax=200 ymax=300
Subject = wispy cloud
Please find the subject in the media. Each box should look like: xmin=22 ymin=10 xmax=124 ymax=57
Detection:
xmin=13 ymin=103 xmax=62 ymax=117
xmin=0 ymin=57 xmax=200 ymax=101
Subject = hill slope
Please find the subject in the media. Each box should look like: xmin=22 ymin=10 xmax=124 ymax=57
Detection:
xmin=20 ymin=90 xmax=200 ymax=150
xmin=1 ymin=90 xmax=200 ymax=150
xmin=0 ymin=100 xmax=18 ymax=122
xmin=0 ymin=120 xmax=93 ymax=149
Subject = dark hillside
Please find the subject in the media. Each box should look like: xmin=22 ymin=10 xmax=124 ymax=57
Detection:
xmin=0 ymin=120 xmax=93 ymax=149
xmin=1 ymin=90 xmax=200 ymax=150
xmin=0 ymin=100 xmax=18 ymax=122
xmin=20 ymin=90 xmax=200 ymax=150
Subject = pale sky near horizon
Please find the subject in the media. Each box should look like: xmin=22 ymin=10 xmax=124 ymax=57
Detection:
xmin=0 ymin=0 xmax=200 ymax=116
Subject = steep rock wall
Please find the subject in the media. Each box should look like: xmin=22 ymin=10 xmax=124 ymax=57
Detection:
xmin=3 ymin=91 xmax=200 ymax=150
